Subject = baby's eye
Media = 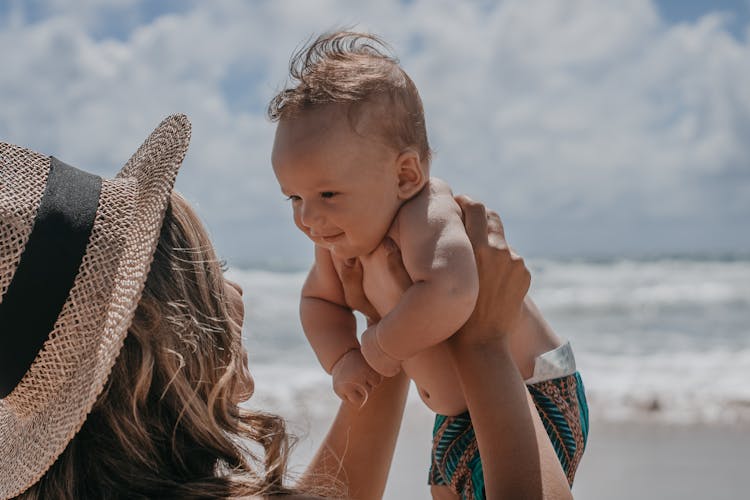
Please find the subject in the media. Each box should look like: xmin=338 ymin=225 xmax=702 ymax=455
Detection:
xmin=218 ymin=259 xmax=229 ymax=273
xmin=285 ymin=194 xmax=301 ymax=202
xmin=320 ymin=191 xmax=337 ymax=199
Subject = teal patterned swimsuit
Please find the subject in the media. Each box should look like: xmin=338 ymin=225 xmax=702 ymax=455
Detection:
xmin=428 ymin=342 xmax=589 ymax=500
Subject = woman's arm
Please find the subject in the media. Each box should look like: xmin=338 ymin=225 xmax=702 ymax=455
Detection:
xmin=299 ymin=252 xmax=413 ymax=500
xmin=449 ymin=196 xmax=572 ymax=500
xmin=299 ymin=371 xmax=410 ymax=499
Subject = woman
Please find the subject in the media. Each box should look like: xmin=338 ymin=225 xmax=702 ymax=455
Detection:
xmin=0 ymin=115 xmax=571 ymax=499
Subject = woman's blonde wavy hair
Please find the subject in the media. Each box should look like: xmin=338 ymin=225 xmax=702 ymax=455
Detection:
xmin=17 ymin=192 xmax=297 ymax=499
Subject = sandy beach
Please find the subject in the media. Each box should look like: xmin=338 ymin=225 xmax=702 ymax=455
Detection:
xmin=387 ymin=417 xmax=750 ymax=499
xmin=284 ymin=398 xmax=750 ymax=499
xmin=571 ymin=421 xmax=750 ymax=500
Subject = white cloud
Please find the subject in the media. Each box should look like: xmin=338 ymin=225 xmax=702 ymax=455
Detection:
xmin=1 ymin=0 xmax=748 ymax=264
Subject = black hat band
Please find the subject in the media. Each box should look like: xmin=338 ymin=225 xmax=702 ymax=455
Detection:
xmin=0 ymin=157 xmax=102 ymax=398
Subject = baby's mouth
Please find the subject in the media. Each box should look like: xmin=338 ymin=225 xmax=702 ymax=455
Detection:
xmin=321 ymin=232 xmax=344 ymax=243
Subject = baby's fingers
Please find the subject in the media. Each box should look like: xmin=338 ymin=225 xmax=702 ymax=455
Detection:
xmin=336 ymin=382 xmax=366 ymax=407
xmin=348 ymin=386 xmax=367 ymax=407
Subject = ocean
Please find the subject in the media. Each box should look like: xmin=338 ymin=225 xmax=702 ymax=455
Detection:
xmin=230 ymin=257 xmax=750 ymax=427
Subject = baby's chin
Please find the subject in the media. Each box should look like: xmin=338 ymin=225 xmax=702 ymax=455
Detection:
xmin=328 ymin=245 xmax=358 ymax=261
xmin=309 ymin=234 xmax=380 ymax=260
xmin=325 ymin=241 xmax=367 ymax=261
xmin=332 ymin=243 xmax=384 ymax=261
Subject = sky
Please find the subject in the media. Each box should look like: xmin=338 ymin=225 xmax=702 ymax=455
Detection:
xmin=1 ymin=0 xmax=748 ymax=268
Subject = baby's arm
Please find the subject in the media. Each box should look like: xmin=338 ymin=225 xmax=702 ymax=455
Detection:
xmin=302 ymin=245 xmax=381 ymax=404
xmin=301 ymin=245 xmax=358 ymax=372
xmin=361 ymin=179 xmax=479 ymax=373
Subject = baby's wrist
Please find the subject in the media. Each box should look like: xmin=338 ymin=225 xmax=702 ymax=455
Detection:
xmin=330 ymin=347 xmax=360 ymax=372
xmin=372 ymin=325 xmax=400 ymax=363
xmin=361 ymin=325 xmax=402 ymax=377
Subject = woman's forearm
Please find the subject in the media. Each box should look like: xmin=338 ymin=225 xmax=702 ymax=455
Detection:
xmin=299 ymin=371 xmax=410 ymax=499
xmin=451 ymin=338 xmax=544 ymax=499
xmin=450 ymin=337 xmax=573 ymax=500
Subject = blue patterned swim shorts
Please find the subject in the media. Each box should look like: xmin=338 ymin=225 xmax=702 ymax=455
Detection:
xmin=428 ymin=365 xmax=589 ymax=500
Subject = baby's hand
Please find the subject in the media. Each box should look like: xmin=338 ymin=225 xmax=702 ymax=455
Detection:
xmin=331 ymin=349 xmax=383 ymax=407
xmin=361 ymin=325 xmax=402 ymax=377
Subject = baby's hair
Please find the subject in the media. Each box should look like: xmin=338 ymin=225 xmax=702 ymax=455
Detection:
xmin=268 ymin=30 xmax=432 ymax=164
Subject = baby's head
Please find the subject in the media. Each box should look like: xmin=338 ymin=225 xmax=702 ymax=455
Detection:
xmin=269 ymin=31 xmax=432 ymax=260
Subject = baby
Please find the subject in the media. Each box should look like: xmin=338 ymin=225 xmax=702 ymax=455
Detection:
xmin=269 ymin=32 xmax=588 ymax=498
xmin=269 ymin=34 xmax=478 ymax=414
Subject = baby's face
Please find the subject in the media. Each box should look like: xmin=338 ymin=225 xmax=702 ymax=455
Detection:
xmin=272 ymin=106 xmax=403 ymax=260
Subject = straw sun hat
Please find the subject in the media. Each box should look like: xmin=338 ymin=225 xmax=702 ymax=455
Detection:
xmin=0 ymin=114 xmax=192 ymax=498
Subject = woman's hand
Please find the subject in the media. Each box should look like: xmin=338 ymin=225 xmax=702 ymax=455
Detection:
xmin=340 ymin=238 xmax=412 ymax=377
xmin=339 ymin=237 xmax=413 ymax=324
xmin=451 ymin=195 xmax=531 ymax=348
xmin=447 ymin=196 xmax=571 ymax=499
xmin=339 ymin=258 xmax=380 ymax=325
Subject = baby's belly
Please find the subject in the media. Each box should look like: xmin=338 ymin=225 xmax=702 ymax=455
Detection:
xmin=402 ymin=343 xmax=468 ymax=416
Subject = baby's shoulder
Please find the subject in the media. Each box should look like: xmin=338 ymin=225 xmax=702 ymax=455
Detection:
xmin=391 ymin=177 xmax=464 ymax=246
xmin=427 ymin=176 xmax=453 ymax=197
xmin=398 ymin=177 xmax=460 ymax=218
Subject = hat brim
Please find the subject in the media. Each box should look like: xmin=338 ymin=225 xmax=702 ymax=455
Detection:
xmin=0 ymin=114 xmax=191 ymax=498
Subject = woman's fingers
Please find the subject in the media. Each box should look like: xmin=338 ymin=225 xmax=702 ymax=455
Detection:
xmin=454 ymin=195 xmax=489 ymax=249
xmin=368 ymin=369 xmax=381 ymax=383
xmin=461 ymin=202 xmax=516 ymax=257
xmin=340 ymin=258 xmax=365 ymax=304
xmin=382 ymin=237 xmax=413 ymax=293
xmin=367 ymin=370 xmax=383 ymax=389
xmin=451 ymin=193 xmax=533 ymax=344
xmin=339 ymin=237 xmax=412 ymax=323
xmin=341 ymin=256 xmax=363 ymax=282
xmin=340 ymin=257 xmax=380 ymax=322
xmin=485 ymin=210 xmax=508 ymax=249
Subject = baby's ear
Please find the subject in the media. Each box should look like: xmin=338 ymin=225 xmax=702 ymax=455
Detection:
xmin=395 ymin=149 xmax=426 ymax=200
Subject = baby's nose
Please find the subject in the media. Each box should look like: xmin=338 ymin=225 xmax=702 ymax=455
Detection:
xmin=299 ymin=201 xmax=323 ymax=228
